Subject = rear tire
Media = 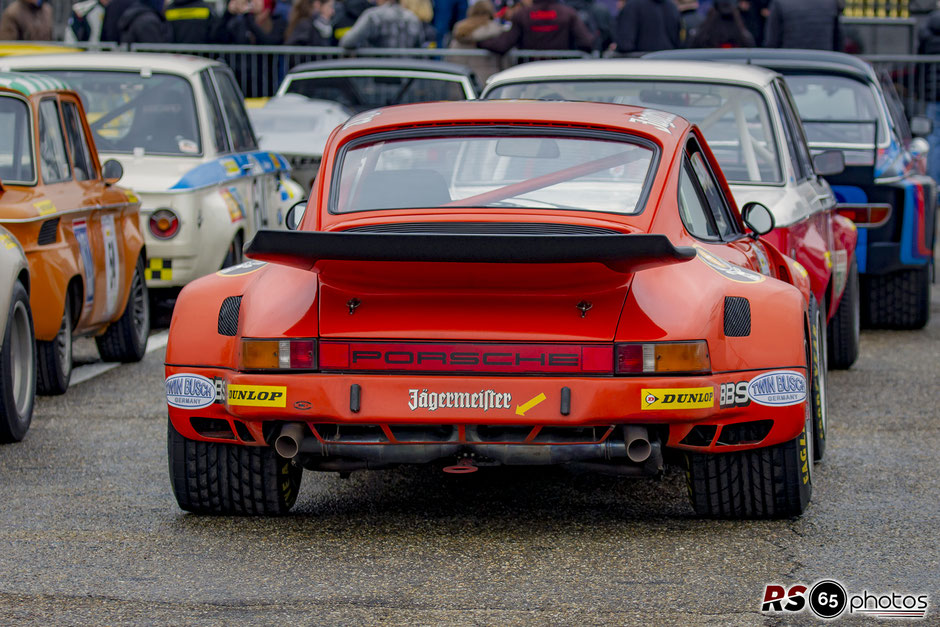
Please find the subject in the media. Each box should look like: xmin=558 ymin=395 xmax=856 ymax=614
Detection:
xmin=221 ymin=233 xmax=244 ymax=269
xmin=827 ymin=257 xmax=860 ymax=369
xmin=0 ymin=282 xmax=36 ymax=443
xmin=36 ymin=291 xmax=72 ymax=396
xmin=809 ymin=297 xmax=828 ymax=462
xmin=96 ymin=255 xmax=150 ymax=363
xmin=686 ymin=415 xmax=812 ymax=519
xmin=167 ymin=419 xmax=302 ymax=515
xmin=863 ymin=266 xmax=930 ymax=329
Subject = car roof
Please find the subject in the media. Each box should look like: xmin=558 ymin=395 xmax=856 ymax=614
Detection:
xmin=484 ymin=58 xmax=778 ymax=90
xmin=0 ymin=71 xmax=69 ymax=96
xmin=330 ymin=100 xmax=690 ymax=147
xmin=644 ymin=48 xmax=877 ymax=83
xmin=0 ymin=52 xmax=221 ymax=76
xmin=287 ymin=57 xmax=475 ymax=78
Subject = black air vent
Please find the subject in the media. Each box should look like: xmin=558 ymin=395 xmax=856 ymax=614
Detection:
xmin=344 ymin=222 xmax=622 ymax=235
xmin=217 ymin=296 xmax=242 ymax=336
xmin=716 ymin=420 xmax=773 ymax=446
xmin=724 ymin=296 xmax=751 ymax=337
xmin=37 ymin=218 xmax=59 ymax=245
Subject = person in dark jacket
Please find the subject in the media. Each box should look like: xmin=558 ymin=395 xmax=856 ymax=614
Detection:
xmin=564 ymin=0 xmax=613 ymax=50
xmin=0 ymin=0 xmax=54 ymax=40
xmin=164 ymin=0 xmax=217 ymax=43
xmin=117 ymin=0 xmax=171 ymax=42
xmin=738 ymin=0 xmax=769 ymax=46
xmin=677 ymin=0 xmax=704 ymax=45
xmin=689 ymin=0 xmax=753 ymax=47
xmin=332 ymin=0 xmax=371 ymax=41
xmin=477 ymin=0 xmax=596 ymax=53
xmin=285 ymin=0 xmax=335 ymax=44
xmin=613 ymin=0 xmax=680 ymax=54
xmin=216 ymin=0 xmax=287 ymax=44
xmin=763 ymin=0 xmax=842 ymax=51
xmin=102 ymin=0 xmax=135 ymax=40
xmin=918 ymin=6 xmax=940 ymax=184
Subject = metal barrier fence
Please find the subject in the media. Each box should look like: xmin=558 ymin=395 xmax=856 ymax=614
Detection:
xmin=14 ymin=40 xmax=940 ymax=125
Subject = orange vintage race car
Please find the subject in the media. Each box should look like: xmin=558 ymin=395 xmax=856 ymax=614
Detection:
xmin=166 ymin=101 xmax=824 ymax=518
xmin=0 ymin=73 xmax=149 ymax=395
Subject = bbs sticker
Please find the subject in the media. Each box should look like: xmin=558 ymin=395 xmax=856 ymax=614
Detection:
xmin=719 ymin=381 xmax=750 ymax=408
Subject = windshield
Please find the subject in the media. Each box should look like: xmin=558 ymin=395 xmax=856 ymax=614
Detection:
xmin=487 ymin=80 xmax=781 ymax=185
xmin=285 ymin=73 xmax=468 ymax=113
xmin=332 ymin=133 xmax=656 ymax=214
xmin=0 ymin=96 xmax=35 ymax=184
xmin=40 ymin=70 xmax=201 ymax=156
xmin=783 ymin=74 xmax=887 ymax=146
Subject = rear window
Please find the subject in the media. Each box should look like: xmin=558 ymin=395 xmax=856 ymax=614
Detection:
xmin=0 ymin=96 xmax=35 ymax=184
xmin=285 ymin=73 xmax=468 ymax=113
xmin=332 ymin=132 xmax=657 ymax=215
xmin=783 ymin=73 xmax=888 ymax=146
xmin=487 ymin=79 xmax=781 ymax=185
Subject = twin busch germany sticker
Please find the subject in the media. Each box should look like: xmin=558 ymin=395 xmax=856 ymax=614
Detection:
xmin=747 ymin=370 xmax=806 ymax=407
xmin=641 ymin=387 xmax=714 ymax=410
xmin=166 ymin=374 xmax=215 ymax=409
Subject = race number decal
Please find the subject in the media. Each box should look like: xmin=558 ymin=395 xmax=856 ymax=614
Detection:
xmin=100 ymin=214 xmax=121 ymax=317
xmin=72 ymin=219 xmax=95 ymax=306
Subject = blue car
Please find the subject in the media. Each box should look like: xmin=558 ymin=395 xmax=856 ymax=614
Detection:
xmin=647 ymin=48 xmax=936 ymax=329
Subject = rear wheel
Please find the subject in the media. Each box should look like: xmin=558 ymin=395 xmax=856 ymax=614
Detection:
xmin=0 ymin=282 xmax=36 ymax=443
xmin=96 ymin=255 xmax=150 ymax=363
xmin=863 ymin=266 xmax=931 ymax=329
xmin=686 ymin=402 xmax=813 ymax=519
xmin=221 ymin=233 xmax=244 ymax=269
xmin=827 ymin=257 xmax=860 ymax=369
xmin=36 ymin=291 xmax=72 ymax=396
xmin=167 ymin=419 xmax=302 ymax=515
xmin=809 ymin=296 xmax=828 ymax=462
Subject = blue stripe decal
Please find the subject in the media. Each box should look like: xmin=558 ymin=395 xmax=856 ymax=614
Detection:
xmin=169 ymin=151 xmax=291 ymax=191
xmin=832 ymin=185 xmax=869 ymax=274
xmin=899 ymin=179 xmax=930 ymax=266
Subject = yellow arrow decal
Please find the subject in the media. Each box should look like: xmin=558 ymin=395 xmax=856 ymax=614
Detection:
xmin=515 ymin=392 xmax=547 ymax=416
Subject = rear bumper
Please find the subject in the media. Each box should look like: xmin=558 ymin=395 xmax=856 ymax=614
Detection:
xmin=165 ymin=367 xmax=809 ymax=456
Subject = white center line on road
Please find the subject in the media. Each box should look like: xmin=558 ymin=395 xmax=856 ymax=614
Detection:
xmin=68 ymin=330 xmax=169 ymax=388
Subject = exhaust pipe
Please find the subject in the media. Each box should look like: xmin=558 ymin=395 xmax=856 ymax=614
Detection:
xmin=624 ymin=425 xmax=651 ymax=463
xmin=275 ymin=422 xmax=306 ymax=459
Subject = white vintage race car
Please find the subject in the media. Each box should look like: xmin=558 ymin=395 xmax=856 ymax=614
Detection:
xmin=0 ymin=226 xmax=34 ymax=443
xmin=0 ymin=53 xmax=302 ymax=292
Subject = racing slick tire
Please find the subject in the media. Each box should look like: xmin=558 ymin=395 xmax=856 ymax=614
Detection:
xmin=863 ymin=266 xmax=931 ymax=330
xmin=221 ymin=233 xmax=244 ymax=269
xmin=826 ymin=257 xmax=860 ymax=370
xmin=168 ymin=419 xmax=302 ymax=515
xmin=0 ymin=282 xmax=35 ymax=443
xmin=686 ymin=404 xmax=813 ymax=519
xmin=36 ymin=291 xmax=73 ymax=396
xmin=809 ymin=296 xmax=828 ymax=462
xmin=96 ymin=255 xmax=150 ymax=363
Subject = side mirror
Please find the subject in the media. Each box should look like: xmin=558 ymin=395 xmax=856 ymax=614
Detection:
xmin=909 ymin=136 xmax=929 ymax=159
xmin=284 ymin=199 xmax=307 ymax=230
xmin=741 ymin=201 xmax=775 ymax=238
xmin=910 ymin=115 xmax=932 ymax=138
xmin=102 ymin=159 xmax=124 ymax=185
xmin=813 ymin=150 xmax=845 ymax=177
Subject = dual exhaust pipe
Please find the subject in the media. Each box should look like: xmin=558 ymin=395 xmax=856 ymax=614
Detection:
xmin=275 ymin=423 xmax=655 ymax=465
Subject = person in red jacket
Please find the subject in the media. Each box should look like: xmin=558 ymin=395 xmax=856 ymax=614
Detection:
xmin=477 ymin=0 xmax=595 ymax=52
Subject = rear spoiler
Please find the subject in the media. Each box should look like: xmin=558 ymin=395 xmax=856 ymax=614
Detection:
xmin=245 ymin=230 xmax=697 ymax=274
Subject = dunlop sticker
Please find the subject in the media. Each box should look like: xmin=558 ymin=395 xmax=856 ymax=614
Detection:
xmin=641 ymin=387 xmax=714 ymax=410
xmin=227 ymin=384 xmax=286 ymax=407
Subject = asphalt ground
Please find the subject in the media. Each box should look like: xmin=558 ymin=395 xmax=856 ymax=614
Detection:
xmin=0 ymin=292 xmax=937 ymax=625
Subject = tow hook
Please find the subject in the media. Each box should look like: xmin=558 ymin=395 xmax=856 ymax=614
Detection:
xmin=442 ymin=457 xmax=478 ymax=474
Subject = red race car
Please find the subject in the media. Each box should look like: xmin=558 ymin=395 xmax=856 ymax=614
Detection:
xmin=166 ymin=101 xmax=823 ymax=518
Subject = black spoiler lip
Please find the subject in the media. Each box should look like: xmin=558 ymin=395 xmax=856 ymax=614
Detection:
xmin=245 ymin=230 xmax=697 ymax=274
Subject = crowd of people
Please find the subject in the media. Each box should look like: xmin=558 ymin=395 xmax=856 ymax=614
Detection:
xmin=0 ymin=0 xmax=848 ymax=52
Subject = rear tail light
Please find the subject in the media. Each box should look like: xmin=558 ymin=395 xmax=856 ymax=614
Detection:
xmin=241 ymin=338 xmax=317 ymax=371
xmin=834 ymin=203 xmax=891 ymax=227
xmin=149 ymin=208 xmax=180 ymax=239
xmin=615 ymin=341 xmax=710 ymax=375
